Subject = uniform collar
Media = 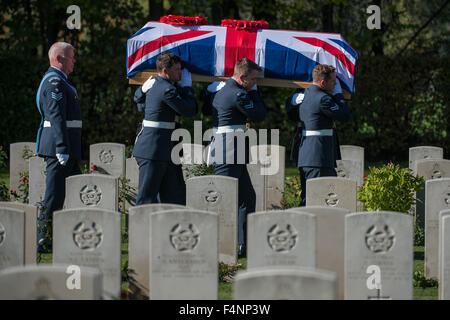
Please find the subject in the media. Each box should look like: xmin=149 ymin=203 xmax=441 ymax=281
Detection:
xmin=49 ymin=66 xmax=68 ymax=79
xmin=157 ymin=74 xmax=176 ymax=85
xmin=229 ymin=77 xmax=245 ymax=90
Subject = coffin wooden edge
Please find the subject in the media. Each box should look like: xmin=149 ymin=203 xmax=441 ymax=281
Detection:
xmin=128 ymin=70 xmax=351 ymax=100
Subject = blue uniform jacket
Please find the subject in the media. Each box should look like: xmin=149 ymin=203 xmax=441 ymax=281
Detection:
xmin=36 ymin=67 xmax=82 ymax=160
xmin=132 ymin=75 xmax=197 ymax=161
xmin=211 ymin=78 xmax=266 ymax=164
xmin=298 ymin=84 xmax=350 ymax=168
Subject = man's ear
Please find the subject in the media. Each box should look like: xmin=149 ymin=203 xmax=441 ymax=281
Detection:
xmin=237 ymin=73 xmax=245 ymax=84
xmin=319 ymin=79 xmax=326 ymax=88
xmin=56 ymin=54 xmax=64 ymax=65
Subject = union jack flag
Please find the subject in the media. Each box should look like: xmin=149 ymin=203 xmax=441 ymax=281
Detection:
xmin=127 ymin=22 xmax=358 ymax=93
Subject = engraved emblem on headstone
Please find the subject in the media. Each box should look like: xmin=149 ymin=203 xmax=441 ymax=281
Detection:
xmin=80 ymin=184 xmax=102 ymax=205
xmin=325 ymin=184 xmax=339 ymax=206
xmin=0 ymin=222 xmax=5 ymax=246
xmin=336 ymin=165 xmax=347 ymax=178
xmin=201 ymin=183 xmax=222 ymax=205
xmin=431 ymin=164 xmax=442 ymax=179
xmin=325 ymin=193 xmax=339 ymax=206
xmin=99 ymin=149 xmax=114 ymax=164
xmin=169 ymin=223 xmax=200 ymax=252
xmin=73 ymin=221 xmax=103 ymax=250
xmin=365 ymin=224 xmax=395 ymax=253
xmin=204 ymin=190 xmax=220 ymax=203
xmin=267 ymin=224 xmax=298 ymax=252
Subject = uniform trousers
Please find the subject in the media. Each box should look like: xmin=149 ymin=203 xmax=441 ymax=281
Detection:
xmin=38 ymin=156 xmax=81 ymax=252
xmin=214 ymin=163 xmax=256 ymax=253
xmin=299 ymin=166 xmax=337 ymax=207
xmin=135 ymin=157 xmax=186 ymax=206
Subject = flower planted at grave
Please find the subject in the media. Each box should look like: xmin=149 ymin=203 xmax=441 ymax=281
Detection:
xmin=357 ymin=162 xmax=425 ymax=213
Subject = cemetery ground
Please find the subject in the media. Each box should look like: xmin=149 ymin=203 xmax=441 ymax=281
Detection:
xmin=0 ymin=162 xmax=439 ymax=300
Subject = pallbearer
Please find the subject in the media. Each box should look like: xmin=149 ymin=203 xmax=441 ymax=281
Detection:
xmin=132 ymin=52 xmax=197 ymax=205
xmin=210 ymin=58 xmax=266 ymax=257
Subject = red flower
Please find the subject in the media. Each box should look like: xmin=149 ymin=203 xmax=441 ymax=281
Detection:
xmin=363 ymin=175 xmax=368 ymax=181
xmin=21 ymin=177 xmax=28 ymax=184
xmin=91 ymin=164 xmax=98 ymax=171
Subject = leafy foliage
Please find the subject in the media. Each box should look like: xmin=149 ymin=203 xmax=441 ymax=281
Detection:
xmin=281 ymin=175 xmax=302 ymax=209
xmin=414 ymin=270 xmax=438 ymax=289
xmin=358 ymin=163 xmax=425 ymax=213
xmin=218 ymin=261 xmax=242 ymax=283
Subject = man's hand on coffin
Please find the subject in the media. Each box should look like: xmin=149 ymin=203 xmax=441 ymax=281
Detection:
xmin=142 ymin=76 xmax=156 ymax=93
xmin=180 ymin=68 xmax=192 ymax=87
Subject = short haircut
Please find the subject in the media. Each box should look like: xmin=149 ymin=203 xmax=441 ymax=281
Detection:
xmin=233 ymin=58 xmax=262 ymax=77
xmin=48 ymin=42 xmax=74 ymax=61
xmin=312 ymin=64 xmax=336 ymax=82
xmin=156 ymin=52 xmax=181 ymax=72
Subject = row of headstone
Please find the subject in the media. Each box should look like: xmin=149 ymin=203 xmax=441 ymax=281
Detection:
xmin=13 ymin=142 xmax=127 ymax=205
xmin=0 ymin=205 xmax=121 ymax=299
xmin=178 ymin=143 xmax=287 ymax=211
xmin=233 ymin=208 xmax=414 ymax=299
xmin=3 ymin=204 xmax=450 ymax=300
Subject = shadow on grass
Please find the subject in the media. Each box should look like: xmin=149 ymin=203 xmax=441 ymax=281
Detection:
xmin=414 ymin=251 xmax=424 ymax=261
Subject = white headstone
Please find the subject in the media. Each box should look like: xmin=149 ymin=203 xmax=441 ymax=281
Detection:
xmin=28 ymin=156 xmax=46 ymax=207
xmin=53 ymin=208 xmax=122 ymax=299
xmin=409 ymin=146 xmax=443 ymax=171
xmin=9 ymin=142 xmax=35 ymax=200
xmin=415 ymin=159 xmax=450 ymax=229
xmin=439 ymin=210 xmax=450 ymax=300
xmin=150 ymin=209 xmax=218 ymax=300
xmin=90 ymin=143 xmax=126 ymax=177
xmin=234 ymin=267 xmax=337 ymax=299
xmin=340 ymin=145 xmax=364 ymax=165
xmin=128 ymin=203 xmax=185 ymax=300
xmin=288 ymin=206 xmax=350 ymax=299
xmin=340 ymin=144 xmax=364 ymax=191
xmin=65 ymin=174 xmax=119 ymax=211
xmin=424 ymin=178 xmax=450 ymax=279
xmin=0 ymin=265 xmax=103 ymax=299
xmin=248 ymin=145 xmax=285 ymax=211
xmin=186 ymin=175 xmax=238 ymax=264
xmin=0 ymin=207 xmax=25 ymax=270
xmin=306 ymin=177 xmax=357 ymax=212
xmin=336 ymin=159 xmax=363 ymax=187
xmin=345 ymin=211 xmax=413 ymax=300
xmin=0 ymin=202 xmax=37 ymax=265
xmin=247 ymin=210 xmax=315 ymax=269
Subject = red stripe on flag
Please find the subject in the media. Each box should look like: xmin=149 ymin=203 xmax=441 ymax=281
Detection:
xmin=294 ymin=37 xmax=355 ymax=76
xmin=128 ymin=30 xmax=212 ymax=69
xmin=224 ymin=29 xmax=257 ymax=76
